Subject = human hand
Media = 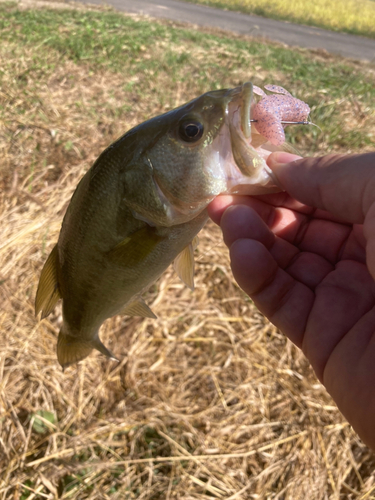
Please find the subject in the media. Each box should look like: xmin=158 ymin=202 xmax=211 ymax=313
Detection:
xmin=208 ymin=152 xmax=375 ymax=450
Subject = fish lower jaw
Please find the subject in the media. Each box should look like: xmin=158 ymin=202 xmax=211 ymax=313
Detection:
xmin=225 ymin=171 xmax=282 ymax=196
xmin=219 ymin=141 xmax=281 ymax=195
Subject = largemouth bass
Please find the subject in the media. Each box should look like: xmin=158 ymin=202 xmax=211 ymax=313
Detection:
xmin=35 ymin=82 xmax=310 ymax=368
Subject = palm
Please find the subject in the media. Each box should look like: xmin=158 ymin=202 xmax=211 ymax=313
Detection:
xmin=208 ymin=192 xmax=375 ymax=449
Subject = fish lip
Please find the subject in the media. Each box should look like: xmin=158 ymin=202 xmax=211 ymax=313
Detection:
xmin=240 ymin=82 xmax=253 ymax=139
xmin=226 ymin=81 xmax=254 ymax=138
xmin=226 ymin=82 xmax=261 ymax=176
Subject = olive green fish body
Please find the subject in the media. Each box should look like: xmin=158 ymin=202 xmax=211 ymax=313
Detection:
xmin=58 ymin=181 xmax=208 ymax=340
xmin=56 ymin=124 xmax=209 ymax=365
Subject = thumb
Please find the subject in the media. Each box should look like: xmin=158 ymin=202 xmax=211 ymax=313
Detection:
xmin=267 ymin=151 xmax=375 ymax=280
xmin=267 ymin=152 xmax=375 ymax=224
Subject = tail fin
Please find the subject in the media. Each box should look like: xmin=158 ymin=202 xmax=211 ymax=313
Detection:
xmin=57 ymin=330 xmax=118 ymax=370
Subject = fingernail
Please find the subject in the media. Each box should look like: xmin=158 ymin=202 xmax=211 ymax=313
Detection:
xmin=267 ymin=152 xmax=302 ymax=168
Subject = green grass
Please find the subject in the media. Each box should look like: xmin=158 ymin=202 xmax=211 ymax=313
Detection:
xmin=0 ymin=2 xmax=373 ymax=162
xmin=183 ymin=0 xmax=375 ymax=38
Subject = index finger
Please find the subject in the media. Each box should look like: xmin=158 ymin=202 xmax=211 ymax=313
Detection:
xmin=210 ymin=197 xmax=352 ymax=264
xmin=207 ymin=194 xmax=314 ymax=227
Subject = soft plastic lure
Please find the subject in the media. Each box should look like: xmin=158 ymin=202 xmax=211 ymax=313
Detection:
xmin=252 ymin=84 xmax=311 ymax=146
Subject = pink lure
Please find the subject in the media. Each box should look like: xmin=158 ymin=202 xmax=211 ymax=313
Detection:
xmin=252 ymin=84 xmax=310 ymax=146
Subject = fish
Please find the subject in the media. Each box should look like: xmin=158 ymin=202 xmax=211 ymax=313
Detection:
xmin=35 ymin=82 xmax=310 ymax=369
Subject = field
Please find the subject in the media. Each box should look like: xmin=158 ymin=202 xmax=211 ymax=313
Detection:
xmin=184 ymin=0 xmax=375 ymax=39
xmin=1 ymin=1 xmax=375 ymax=499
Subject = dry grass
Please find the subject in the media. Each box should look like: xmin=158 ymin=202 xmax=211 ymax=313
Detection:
xmin=1 ymin=3 xmax=375 ymax=499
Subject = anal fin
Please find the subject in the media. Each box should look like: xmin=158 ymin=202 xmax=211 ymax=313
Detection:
xmin=120 ymin=298 xmax=157 ymax=319
xmin=35 ymin=244 xmax=62 ymax=319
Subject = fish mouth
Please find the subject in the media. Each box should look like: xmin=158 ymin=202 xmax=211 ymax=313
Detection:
xmin=227 ymin=82 xmax=266 ymax=175
xmin=222 ymin=82 xmax=282 ymax=194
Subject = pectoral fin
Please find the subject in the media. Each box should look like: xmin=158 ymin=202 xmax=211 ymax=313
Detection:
xmin=192 ymin=235 xmax=199 ymax=250
xmin=109 ymin=226 xmax=163 ymax=267
xmin=173 ymin=242 xmax=195 ymax=291
xmin=121 ymin=298 xmax=157 ymax=319
xmin=57 ymin=330 xmax=118 ymax=369
xmin=35 ymin=244 xmax=62 ymax=319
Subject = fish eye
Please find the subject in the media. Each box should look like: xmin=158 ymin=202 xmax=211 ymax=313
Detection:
xmin=178 ymin=120 xmax=204 ymax=143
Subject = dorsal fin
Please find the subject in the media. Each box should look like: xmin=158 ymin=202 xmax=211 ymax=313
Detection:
xmin=57 ymin=330 xmax=118 ymax=369
xmin=35 ymin=244 xmax=62 ymax=319
xmin=120 ymin=298 xmax=156 ymax=319
xmin=173 ymin=242 xmax=195 ymax=291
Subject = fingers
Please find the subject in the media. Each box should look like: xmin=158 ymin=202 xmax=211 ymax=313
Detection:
xmin=220 ymin=204 xmax=299 ymax=269
xmin=221 ymin=204 xmax=336 ymax=284
xmin=228 ymin=237 xmax=314 ymax=348
xmin=208 ymin=194 xmax=311 ymax=233
xmin=219 ymin=205 xmax=375 ymax=383
xmin=220 ymin=204 xmax=274 ymax=248
xmin=209 ymin=197 xmax=353 ymax=264
xmin=218 ymin=205 xmax=335 ymax=348
xmin=208 ymin=195 xmax=274 ymax=226
xmin=267 ymin=152 xmax=375 ymax=224
xmin=267 ymin=151 xmax=375 ymax=280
